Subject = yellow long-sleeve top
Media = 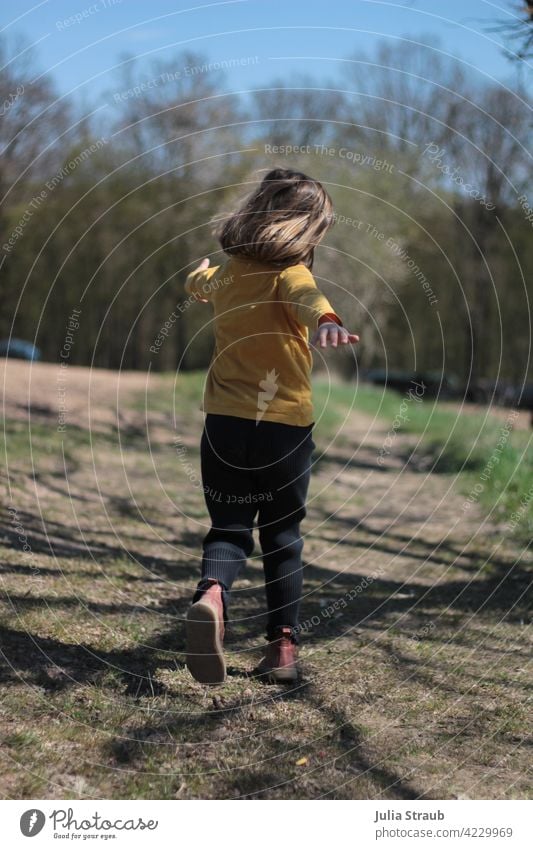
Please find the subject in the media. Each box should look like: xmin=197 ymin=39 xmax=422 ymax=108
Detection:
xmin=184 ymin=255 xmax=342 ymax=426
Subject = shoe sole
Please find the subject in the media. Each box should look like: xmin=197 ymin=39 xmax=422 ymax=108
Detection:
xmin=186 ymin=601 xmax=226 ymax=685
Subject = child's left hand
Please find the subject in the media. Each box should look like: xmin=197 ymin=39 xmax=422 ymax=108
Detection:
xmin=310 ymin=322 xmax=360 ymax=349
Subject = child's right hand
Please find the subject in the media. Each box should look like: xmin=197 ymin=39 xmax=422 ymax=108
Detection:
xmin=310 ymin=322 xmax=360 ymax=349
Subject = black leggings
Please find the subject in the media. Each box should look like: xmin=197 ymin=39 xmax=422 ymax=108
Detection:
xmin=193 ymin=413 xmax=315 ymax=639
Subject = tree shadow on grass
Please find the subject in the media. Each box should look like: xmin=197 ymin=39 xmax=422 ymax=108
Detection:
xmin=310 ymin=509 xmax=525 ymax=576
xmin=295 ymin=552 xmax=531 ymax=638
xmin=4 ymin=503 xmax=176 ymax=550
xmin=0 ymin=621 xmax=187 ymax=697
xmin=1 ymin=500 xmax=530 ymax=799
xmin=103 ymin=663 xmax=430 ymax=800
xmin=2 ymin=505 xmax=199 ymax=581
xmin=307 ymin=694 xmax=432 ymax=800
xmin=2 ymin=511 xmax=529 ymax=694
xmin=110 ymin=549 xmax=527 ymax=797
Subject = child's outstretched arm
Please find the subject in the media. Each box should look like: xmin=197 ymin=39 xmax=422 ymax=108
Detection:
xmin=184 ymin=258 xmax=219 ymax=303
xmin=278 ymin=265 xmax=360 ymax=349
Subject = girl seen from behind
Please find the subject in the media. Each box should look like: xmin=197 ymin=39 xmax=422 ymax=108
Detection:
xmin=184 ymin=168 xmax=360 ymax=685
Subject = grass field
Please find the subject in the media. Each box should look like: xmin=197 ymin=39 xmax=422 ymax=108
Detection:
xmin=0 ymin=361 xmax=531 ymax=799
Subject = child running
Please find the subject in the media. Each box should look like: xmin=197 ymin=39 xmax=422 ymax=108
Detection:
xmin=184 ymin=168 xmax=359 ymax=684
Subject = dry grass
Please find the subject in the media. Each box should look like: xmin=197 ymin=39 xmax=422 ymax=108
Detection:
xmin=0 ymin=360 xmax=531 ymax=799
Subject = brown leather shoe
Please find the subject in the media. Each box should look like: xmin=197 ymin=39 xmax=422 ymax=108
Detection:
xmin=186 ymin=580 xmax=226 ymax=684
xmin=256 ymin=627 xmax=299 ymax=683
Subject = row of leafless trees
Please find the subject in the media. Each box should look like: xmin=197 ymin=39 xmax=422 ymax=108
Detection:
xmin=0 ymin=34 xmax=531 ymax=389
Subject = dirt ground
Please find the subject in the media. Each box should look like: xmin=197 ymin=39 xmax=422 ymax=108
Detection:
xmin=0 ymin=359 xmax=531 ymax=799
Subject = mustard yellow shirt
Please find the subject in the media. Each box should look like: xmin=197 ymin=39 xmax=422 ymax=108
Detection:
xmin=184 ymin=256 xmax=342 ymax=426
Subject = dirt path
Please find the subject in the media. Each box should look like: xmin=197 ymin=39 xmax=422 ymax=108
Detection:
xmin=0 ymin=360 xmax=530 ymax=799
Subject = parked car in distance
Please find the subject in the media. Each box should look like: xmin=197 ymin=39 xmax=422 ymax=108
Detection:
xmin=0 ymin=338 xmax=41 ymax=361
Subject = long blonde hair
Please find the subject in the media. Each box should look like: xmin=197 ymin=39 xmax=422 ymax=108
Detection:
xmin=215 ymin=168 xmax=334 ymax=270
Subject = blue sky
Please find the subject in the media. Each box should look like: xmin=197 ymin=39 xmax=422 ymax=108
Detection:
xmin=1 ymin=0 xmax=527 ymax=104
